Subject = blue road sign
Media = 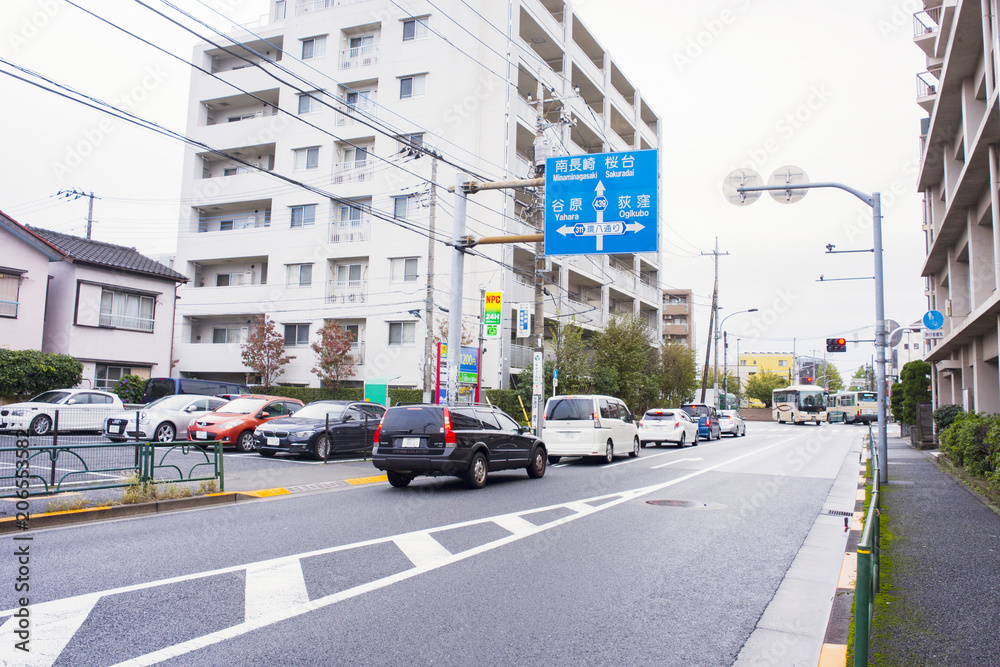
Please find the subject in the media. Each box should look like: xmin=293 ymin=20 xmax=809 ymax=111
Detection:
xmin=544 ymin=149 xmax=657 ymax=256
xmin=923 ymin=310 xmax=944 ymax=330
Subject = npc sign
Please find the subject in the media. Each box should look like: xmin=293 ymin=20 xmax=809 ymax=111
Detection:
xmin=544 ymin=149 xmax=657 ymax=256
xmin=484 ymin=291 xmax=502 ymax=339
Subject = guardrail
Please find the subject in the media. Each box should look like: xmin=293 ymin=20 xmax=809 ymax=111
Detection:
xmin=854 ymin=424 xmax=881 ymax=666
xmin=0 ymin=438 xmax=224 ymax=498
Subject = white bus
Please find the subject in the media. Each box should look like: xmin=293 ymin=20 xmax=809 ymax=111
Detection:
xmin=772 ymin=385 xmax=828 ymax=424
xmin=828 ymin=391 xmax=878 ymax=424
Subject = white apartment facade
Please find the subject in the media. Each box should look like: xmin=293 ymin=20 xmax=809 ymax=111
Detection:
xmin=915 ymin=1 xmax=1000 ymax=412
xmin=173 ymin=0 xmax=662 ymax=391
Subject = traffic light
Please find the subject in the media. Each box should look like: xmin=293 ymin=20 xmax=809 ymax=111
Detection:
xmin=826 ymin=337 xmax=847 ymax=352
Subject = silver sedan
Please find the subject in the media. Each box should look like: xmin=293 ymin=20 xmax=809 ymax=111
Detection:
xmin=719 ymin=410 xmax=747 ymax=437
xmin=638 ymin=409 xmax=700 ymax=447
xmin=105 ymin=395 xmax=228 ymax=442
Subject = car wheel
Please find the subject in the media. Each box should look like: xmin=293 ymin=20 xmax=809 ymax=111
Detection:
xmin=387 ymin=471 xmax=412 ymax=488
xmin=693 ymin=431 xmax=699 ymax=446
xmin=236 ymin=430 xmax=256 ymax=453
xmin=153 ymin=423 xmax=176 ymax=443
xmin=312 ymin=434 xmax=330 ymax=461
xmin=677 ymin=432 xmax=686 ymax=448
xmin=629 ymin=437 xmax=639 ymax=458
xmin=465 ymin=452 xmax=488 ymax=489
xmin=527 ymin=447 xmax=546 ymax=479
xmin=548 ymin=455 xmax=561 ymax=465
xmin=603 ymin=440 xmax=614 ymax=464
xmin=640 ymin=441 xmax=647 ymax=448
xmin=29 ymin=414 xmax=52 ymax=436
xmin=259 ymin=450 xmax=276 ymax=458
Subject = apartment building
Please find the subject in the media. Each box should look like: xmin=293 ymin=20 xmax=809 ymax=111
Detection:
xmin=172 ymin=0 xmax=662 ymax=390
xmin=662 ymin=288 xmax=695 ymax=349
xmin=738 ymin=352 xmax=795 ymax=386
xmin=914 ymin=1 xmax=1000 ymax=411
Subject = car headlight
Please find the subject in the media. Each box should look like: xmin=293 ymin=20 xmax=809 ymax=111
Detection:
xmin=291 ymin=430 xmax=319 ymax=441
xmin=138 ymin=412 xmax=150 ymax=424
xmin=220 ymin=420 xmax=245 ymax=430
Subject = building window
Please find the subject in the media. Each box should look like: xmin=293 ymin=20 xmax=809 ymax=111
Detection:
xmin=284 ymin=324 xmax=310 ymax=346
xmin=95 ymin=364 xmax=131 ymax=391
xmin=402 ymin=18 xmax=428 ymax=42
xmin=391 ymin=257 xmax=418 ymax=282
xmin=394 ymin=195 xmax=415 ymax=219
xmin=219 ymin=220 xmax=235 ymax=231
xmin=396 ymin=133 xmax=424 ymax=154
xmin=0 ymin=273 xmax=20 ymax=318
xmin=302 ymin=36 xmax=326 ymax=60
xmin=297 ymin=92 xmax=321 ymax=114
xmin=287 ymin=263 xmax=313 ymax=287
xmin=294 ymin=147 xmax=320 ymax=170
xmin=212 ymin=327 xmax=243 ymax=344
xmin=914 ymin=343 xmax=920 ymax=350
xmin=290 ymin=204 xmax=317 ymax=228
xmin=399 ymin=74 xmax=426 ymax=99
xmin=778 ymin=360 xmax=787 ymax=367
xmin=388 ymin=322 xmax=415 ymax=346
xmin=99 ymin=289 xmax=154 ymax=332
xmin=740 ymin=359 xmax=746 ymax=366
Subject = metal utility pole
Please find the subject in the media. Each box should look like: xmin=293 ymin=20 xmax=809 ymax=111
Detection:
xmin=57 ymin=188 xmax=97 ymax=239
xmin=448 ymin=173 xmax=470 ymax=403
xmin=423 ymin=157 xmax=438 ymax=402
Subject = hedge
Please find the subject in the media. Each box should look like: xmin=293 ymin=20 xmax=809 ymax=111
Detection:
xmin=249 ymin=385 xmax=423 ymax=407
xmin=0 ymin=349 xmax=83 ymax=399
xmin=938 ymin=412 xmax=1000 ymax=487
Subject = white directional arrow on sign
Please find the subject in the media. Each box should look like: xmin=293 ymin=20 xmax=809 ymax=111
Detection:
xmin=556 ymin=221 xmax=645 ymax=237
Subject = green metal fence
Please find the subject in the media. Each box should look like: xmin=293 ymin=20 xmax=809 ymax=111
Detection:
xmin=854 ymin=424 xmax=881 ymax=666
xmin=1 ymin=440 xmax=224 ymax=498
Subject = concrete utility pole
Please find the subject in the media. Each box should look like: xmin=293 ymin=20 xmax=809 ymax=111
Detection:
xmin=700 ymin=238 xmax=729 ymax=404
xmin=531 ymin=76 xmax=548 ymax=436
xmin=57 ymin=188 xmax=97 ymax=239
xmin=448 ymin=173 xmax=470 ymax=403
xmin=423 ymin=157 xmax=438 ymax=402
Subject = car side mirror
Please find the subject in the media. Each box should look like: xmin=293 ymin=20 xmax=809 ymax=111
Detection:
xmin=342 ymin=414 xmax=353 ymax=422
xmin=66 ymin=398 xmax=77 ymax=405
xmin=185 ymin=406 xmax=197 ymax=413
xmin=260 ymin=411 xmax=270 ymax=419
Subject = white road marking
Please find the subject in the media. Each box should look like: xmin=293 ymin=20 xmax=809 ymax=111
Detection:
xmin=651 ymin=457 xmax=704 ymax=470
xmin=0 ymin=594 xmax=99 ymax=666
xmin=0 ymin=433 xmax=810 ymax=667
xmin=243 ymin=558 xmax=309 ymax=623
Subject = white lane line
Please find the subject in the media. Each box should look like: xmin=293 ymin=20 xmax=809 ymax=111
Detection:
xmin=491 ymin=514 xmax=538 ymax=535
xmin=651 ymin=457 xmax=704 ymax=470
xmin=393 ymin=533 xmax=452 ymax=568
xmin=0 ymin=594 xmax=99 ymax=667
xmin=243 ymin=558 xmax=309 ymax=623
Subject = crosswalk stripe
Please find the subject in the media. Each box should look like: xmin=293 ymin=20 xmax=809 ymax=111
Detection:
xmin=244 ymin=558 xmax=309 ymax=623
xmin=0 ymin=594 xmax=99 ymax=667
xmin=393 ymin=533 xmax=452 ymax=567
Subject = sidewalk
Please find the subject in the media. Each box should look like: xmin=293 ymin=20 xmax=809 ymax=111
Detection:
xmin=867 ymin=436 xmax=1000 ymax=665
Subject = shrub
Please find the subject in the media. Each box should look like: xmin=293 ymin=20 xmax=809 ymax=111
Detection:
xmin=484 ymin=389 xmax=530 ymax=424
xmin=0 ymin=349 xmax=83 ymax=399
xmin=933 ymin=404 xmax=963 ymax=432
xmin=939 ymin=412 xmax=998 ymax=479
xmin=113 ymin=374 xmax=145 ymax=405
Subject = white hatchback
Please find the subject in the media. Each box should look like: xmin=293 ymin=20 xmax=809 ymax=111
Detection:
xmin=542 ymin=395 xmax=639 ymax=464
xmin=639 ymin=408 xmax=700 ymax=448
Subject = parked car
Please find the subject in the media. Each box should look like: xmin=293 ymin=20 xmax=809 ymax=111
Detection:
xmin=719 ymin=410 xmax=747 ymax=437
xmin=638 ymin=408 xmax=699 ymax=448
xmin=140 ymin=377 xmax=251 ymax=404
xmin=105 ymin=395 xmax=230 ymax=443
xmin=254 ymin=400 xmax=386 ymax=460
xmin=542 ymin=394 xmax=639 ymax=464
xmin=680 ymin=403 xmax=721 ymax=441
xmin=0 ymin=389 xmax=124 ymax=436
xmin=372 ymin=403 xmax=547 ymax=489
xmin=187 ymin=396 xmax=304 ymax=452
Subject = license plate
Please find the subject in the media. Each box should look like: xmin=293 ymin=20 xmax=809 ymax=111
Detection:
xmin=267 ymin=437 xmax=278 ymax=447
xmin=195 ymin=431 xmax=208 ymax=440
xmin=111 ymin=424 xmax=123 ymax=434
xmin=401 ymin=437 xmax=420 ymax=448
xmin=557 ymin=431 xmax=579 ymax=441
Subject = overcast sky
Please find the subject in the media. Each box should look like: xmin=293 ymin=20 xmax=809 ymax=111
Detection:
xmin=1 ymin=0 xmax=928 ymax=380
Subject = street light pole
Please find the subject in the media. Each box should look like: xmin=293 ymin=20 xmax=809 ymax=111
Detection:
xmin=718 ymin=308 xmax=758 ymax=408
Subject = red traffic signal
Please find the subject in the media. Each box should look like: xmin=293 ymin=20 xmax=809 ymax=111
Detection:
xmin=826 ymin=337 xmax=847 ymax=352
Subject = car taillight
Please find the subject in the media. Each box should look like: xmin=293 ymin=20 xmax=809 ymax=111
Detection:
xmin=639 ymin=419 xmax=645 ymax=428
xmin=674 ymin=420 xmax=680 ymax=428
xmin=373 ymin=422 xmax=382 ymax=445
xmin=443 ymin=408 xmax=457 ymax=445
xmin=593 ymin=411 xmax=601 ymax=428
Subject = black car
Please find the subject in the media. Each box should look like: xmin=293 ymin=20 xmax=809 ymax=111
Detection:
xmin=372 ymin=403 xmax=547 ymax=489
xmin=253 ymin=400 xmax=385 ymax=460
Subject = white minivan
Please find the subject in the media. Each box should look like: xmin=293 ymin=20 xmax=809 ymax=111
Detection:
xmin=542 ymin=395 xmax=640 ymax=464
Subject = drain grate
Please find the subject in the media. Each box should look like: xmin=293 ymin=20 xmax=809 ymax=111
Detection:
xmin=824 ymin=509 xmax=854 ymax=517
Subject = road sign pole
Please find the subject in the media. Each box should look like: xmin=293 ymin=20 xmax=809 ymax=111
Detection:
xmin=873 ymin=192 xmax=888 ymax=484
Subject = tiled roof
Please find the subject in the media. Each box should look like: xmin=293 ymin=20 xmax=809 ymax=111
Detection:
xmin=26 ymin=226 xmax=187 ymax=283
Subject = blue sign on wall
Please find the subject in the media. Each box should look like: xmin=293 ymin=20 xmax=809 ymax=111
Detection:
xmin=544 ymin=149 xmax=658 ymax=256
xmin=923 ymin=310 xmax=944 ymax=330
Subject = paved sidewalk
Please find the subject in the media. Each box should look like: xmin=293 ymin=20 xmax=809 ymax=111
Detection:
xmin=867 ymin=436 xmax=1000 ymax=665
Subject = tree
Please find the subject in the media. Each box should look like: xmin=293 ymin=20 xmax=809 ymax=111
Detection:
xmin=590 ymin=315 xmax=658 ymax=414
xmin=658 ymin=343 xmax=698 ymax=407
xmin=817 ymin=362 xmax=844 ymax=392
xmin=241 ymin=314 xmax=295 ymax=390
xmin=702 ymin=368 xmax=742 ymax=405
xmin=434 ymin=318 xmax=474 ymax=345
xmin=890 ymin=381 xmax=904 ymax=423
xmin=0 ymin=349 xmax=82 ymax=398
xmin=899 ymin=360 xmax=932 ymax=424
xmin=745 ymin=371 xmax=788 ymax=408
xmin=311 ymin=322 xmax=356 ymax=387
xmin=852 ymin=364 xmax=874 ymax=390
xmin=545 ymin=316 xmax=591 ymax=396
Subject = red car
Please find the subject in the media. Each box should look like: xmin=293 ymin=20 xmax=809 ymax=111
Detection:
xmin=187 ymin=395 xmax=304 ymax=452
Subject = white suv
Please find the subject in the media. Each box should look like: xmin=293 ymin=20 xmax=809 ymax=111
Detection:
xmin=541 ymin=395 xmax=640 ymax=464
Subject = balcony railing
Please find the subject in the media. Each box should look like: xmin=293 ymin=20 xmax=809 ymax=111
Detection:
xmin=326 ymin=279 xmax=368 ymax=304
xmin=329 ymin=218 xmax=371 ymax=243
xmin=913 ymin=6 xmax=941 ymax=37
xmin=333 ymin=160 xmax=374 ymax=184
xmin=336 ymin=98 xmax=377 ymax=126
xmin=339 ymin=44 xmax=380 ymax=70
xmin=295 ymin=0 xmax=371 ymax=16
xmin=99 ymin=313 xmax=154 ymax=332
xmin=916 ymin=71 xmax=938 ymax=98
xmin=638 ymin=279 xmax=658 ymax=303
xmin=510 ymin=343 xmax=533 ymax=369
xmin=197 ymin=215 xmax=271 ymax=233
xmin=348 ymin=341 xmax=365 ymax=366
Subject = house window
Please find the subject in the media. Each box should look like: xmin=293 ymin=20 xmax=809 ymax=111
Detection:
xmin=216 ymin=271 xmax=252 ymax=287
xmin=95 ymin=364 xmax=131 ymax=391
xmin=391 ymin=257 xmax=418 ymax=282
xmin=212 ymin=327 xmax=243 ymax=344
xmin=397 ymin=133 xmax=424 ymax=154
xmin=99 ymin=289 xmax=155 ymax=332
xmin=393 ymin=195 xmax=414 ymax=219
xmin=346 ymin=89 xmax=372 ymax=110
xmin=0 ymin=273 xmax=20 ymax=318
xmin=287 ymin=263 xmax=313 ymax=287
xmin=223 ymin=167 xmax=238 ymax=177
xmin=399 ymin=74 xmax=426 ymax=99
xmin=778 ymin=360 xmax=787 ymax=367
xmin=298 ymin=92 xmax=321 ymax=114
xmin=402 ymin=18 xmax=428 ymax=42
xmin=914 ymin=343 xmax=920 ymax=350
xmin=336 ymin=263 xmax=362 ymax=285
xmin=284 ymin=324 xmax=310 ymax=346
xmin=219 ymin=220 xmax=235 ymax=231
xmin=294 ymin=147 xmax=320 ymax=170
xmin=388 ymin=322 xmax=415 ymax=346
xmin=290 ymin=204 xmax=317 ymax=228
xmin=302 ymin=36 xmax=326 ymax=59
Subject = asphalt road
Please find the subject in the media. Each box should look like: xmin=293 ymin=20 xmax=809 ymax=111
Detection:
xmin=0 ymin=423 xmax=866 ymax=666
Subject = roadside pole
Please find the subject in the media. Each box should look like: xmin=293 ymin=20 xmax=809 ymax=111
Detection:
xmin=448 ymin=174 xmax=470 ymax=402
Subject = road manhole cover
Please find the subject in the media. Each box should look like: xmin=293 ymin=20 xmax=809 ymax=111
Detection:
xmin=645 ymin=500 xmax=726 ymax=510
